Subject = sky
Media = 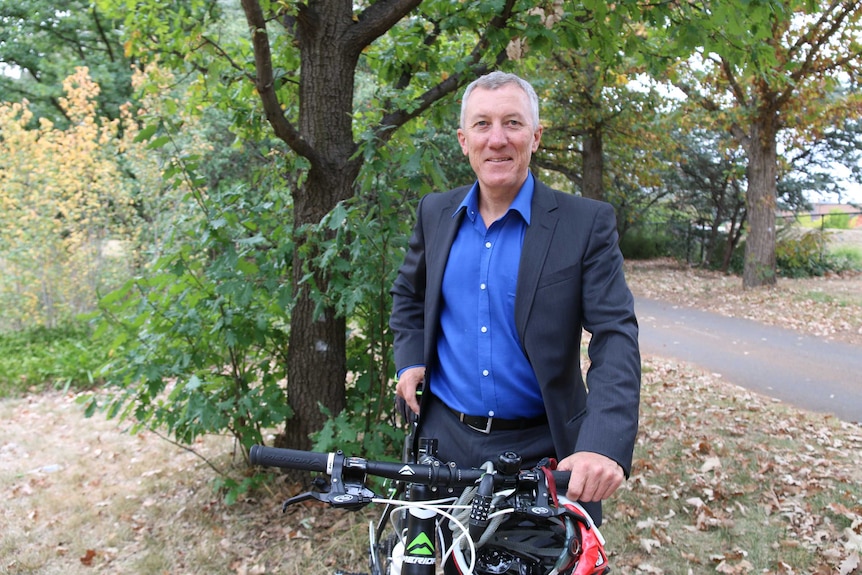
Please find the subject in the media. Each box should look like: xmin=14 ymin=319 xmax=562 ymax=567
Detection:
xmin=813 ymin=164 xmax=862 ymax=205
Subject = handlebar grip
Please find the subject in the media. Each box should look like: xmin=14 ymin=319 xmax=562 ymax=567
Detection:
xmin=249 ymin=445 xmax=331 ymax=473
xmin=551 ymin=470 xmax=571 ymax=490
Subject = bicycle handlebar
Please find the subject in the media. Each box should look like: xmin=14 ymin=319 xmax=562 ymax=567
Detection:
xmin=249 ymin=445 xmax=572 ymax=491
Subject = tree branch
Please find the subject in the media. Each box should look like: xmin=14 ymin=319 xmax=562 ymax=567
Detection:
xmin=350 ymin=0 xmax=423 ymax=53
xmin=240 ymin=0 xmax=317 ymax=162
xmin=374 ymin=0 xmax=518 ymax=141
xmin=90 ymin=6 xmax=115 ymax=62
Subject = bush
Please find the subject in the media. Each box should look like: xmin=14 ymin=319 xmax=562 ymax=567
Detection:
xmin=776 ymin=229 xmax=831 ymax=277
xmin=0 ymin=322 xmax=109 ymax=398
xmin=775 ymin=229 xmax=862 ymax=277
xmin=828 ymin=245 xmax=862 ymax=272
xmin=822 ymin=210 xmax=852 ymax=230
xmin=620 ymin=226 xmax=674 ymax=260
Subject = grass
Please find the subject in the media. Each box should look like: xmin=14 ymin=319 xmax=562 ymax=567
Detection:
xmin=831 ymin=245 xmax=862 ymax=274
xmin=2 ymin=357 xmax=860 ymax=575
xmin=601 ymin=359 xmax=862 ymax=574
xmin=0 ymin=322 xmax=109 ymax=398
xmin=3 ymin=261 xmax=861 ymax=574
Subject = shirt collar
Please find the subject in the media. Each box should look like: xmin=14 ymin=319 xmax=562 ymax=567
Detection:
xmin=455 ymin=173 xmax=534 ymax=225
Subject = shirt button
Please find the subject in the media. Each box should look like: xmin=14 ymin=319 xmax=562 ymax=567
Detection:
xmin=482 ymin=369 xmax=489 ymax=376
xmin=485 ymin=241 xmax=492 ymax=248
xmin=488 ymin=410 xmax=495 ymax=417
xmin=480 ymin=283 xmax=486 ymax=290
xmin=481 ymin=326 xmax=487 ymax=333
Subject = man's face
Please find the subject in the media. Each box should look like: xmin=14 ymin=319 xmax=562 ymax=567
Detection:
xmin=457 ymin=83 xmax=542 ymax=196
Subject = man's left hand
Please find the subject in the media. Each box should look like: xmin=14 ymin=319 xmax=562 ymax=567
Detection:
xmin=556 ymin=451 xmax=624 ymax=502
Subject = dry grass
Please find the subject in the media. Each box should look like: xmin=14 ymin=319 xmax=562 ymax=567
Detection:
xmin=2 ymin=261 xmax=862 ymax=574
xmin=604 ymin=357 xmax=862 ymax=574
xmin=0 ymin=391 xmax=382 ymax=575
xmin=626 ymin=258 xmax=862 ymax=346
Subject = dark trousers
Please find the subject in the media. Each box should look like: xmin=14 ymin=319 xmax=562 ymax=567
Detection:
xmin=415 ymin=394 xmax=556 ymax=574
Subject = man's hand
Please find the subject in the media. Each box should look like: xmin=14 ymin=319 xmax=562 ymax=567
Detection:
xmin=556 ymin=451 xmax=625 ymax=502
xmin=395 ymin=366 xmax=425 ymax=416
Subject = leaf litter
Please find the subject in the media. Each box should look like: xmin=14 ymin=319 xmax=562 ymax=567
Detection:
xmin=1 ymin=259 xmax=861 ymax=574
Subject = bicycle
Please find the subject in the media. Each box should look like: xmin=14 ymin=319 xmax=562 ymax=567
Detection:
xmin=250 ymin=436 xmax=610 ymax=575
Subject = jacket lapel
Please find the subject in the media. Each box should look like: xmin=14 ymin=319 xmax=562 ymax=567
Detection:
xmin=424 ymin=189 xmax=468 ymax=365
xmin=515 ymin=182 xmax=558 ymax=340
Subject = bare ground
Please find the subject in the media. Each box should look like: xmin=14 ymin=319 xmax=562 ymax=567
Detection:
xmin=627 ymin=258 xmax=862 ymax=347
xmin=2 ymin=251 xmax=861 ymax=574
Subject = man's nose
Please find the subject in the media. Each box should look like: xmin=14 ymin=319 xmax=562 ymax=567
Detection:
xmin=487 ymin=123 xmax=508 ymax=146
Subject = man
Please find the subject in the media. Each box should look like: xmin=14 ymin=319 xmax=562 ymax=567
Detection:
xmin=389 ymin=71 xmax=640 ymax=528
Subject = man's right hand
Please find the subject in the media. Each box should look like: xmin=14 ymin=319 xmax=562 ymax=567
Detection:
xmin=395 ymin=366 xmax=425 ymax=416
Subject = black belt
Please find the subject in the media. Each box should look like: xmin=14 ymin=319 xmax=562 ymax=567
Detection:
xmin=448 ymin=406 xmax=548 ymax=434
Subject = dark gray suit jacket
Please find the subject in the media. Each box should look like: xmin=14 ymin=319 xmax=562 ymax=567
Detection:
xmin=390 ymin=178 xmax=640 ymax=518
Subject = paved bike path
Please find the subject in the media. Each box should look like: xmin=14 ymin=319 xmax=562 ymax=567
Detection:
xmin=635 ymin=298 xmax=862 ymax=424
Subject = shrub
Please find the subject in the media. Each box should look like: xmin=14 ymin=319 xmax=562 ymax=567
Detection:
xmin=822 ymin=210 xmax=852 ymax=230
xmin=0 ymin=322 xmax=109 ymax=398
xmin=828 ymin=245 xmax=862 ymax=272
xmin=620 ymin=226 xmax=674 ymax=260
xmin=775 ymin=229 xmax=862 ymax=277
xmin=776 ymin=229 xmax=831 ymax=277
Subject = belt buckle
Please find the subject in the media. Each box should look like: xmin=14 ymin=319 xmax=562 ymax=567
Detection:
xmin=460 ymin=413 xmax=493 ymax=434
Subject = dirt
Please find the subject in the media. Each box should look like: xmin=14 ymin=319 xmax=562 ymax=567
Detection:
xmin=626 ymin=259 xmax=862 ymax=347
xmin=2 ymin=254 xmax=861 ymax=574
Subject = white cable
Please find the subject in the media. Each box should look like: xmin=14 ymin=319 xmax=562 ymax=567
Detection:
xmin=371 ymin=497 xmax=477 ymax=574
xmin=558 ymin=495 xmax=606 ymax=545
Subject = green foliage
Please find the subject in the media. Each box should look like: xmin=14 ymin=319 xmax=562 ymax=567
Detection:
xmin=775 ymin=230 xmax=824 ymax=277
xmin=822 ymin=210 xmax=853 ymax=230
xmin=619 ymin=226 xmax=673 ymax=260
xmin=0 ymin=321 xmax=110 ymax=398
xmin=86 ymin=176 xmax=295 ymax=458
xmin=827 ymin=245 xmax=862 ymax=273
xmin=775 ymin=229 xmax=834 ymax=278
xmin=0 ymin=0 xmax=135 ymax=128
xmin=309 ymin=128 xmax=447 ymax=461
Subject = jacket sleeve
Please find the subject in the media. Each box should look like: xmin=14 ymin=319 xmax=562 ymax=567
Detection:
xmin=389 ymin=196 xmax=429 ymax=373
xmin=576 ymin=202 xmax=641 ymax=477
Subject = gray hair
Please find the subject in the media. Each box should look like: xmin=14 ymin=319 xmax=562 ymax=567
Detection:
xmin=459 ymin=71 xmax=540 ymax=130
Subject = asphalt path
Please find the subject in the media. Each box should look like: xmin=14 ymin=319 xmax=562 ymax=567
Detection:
xmin=636 ymin=297 xmax=862 ymax=424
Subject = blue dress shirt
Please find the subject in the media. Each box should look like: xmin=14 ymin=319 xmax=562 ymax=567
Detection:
xmin=433 ymin=175 xmax=544 ymax=420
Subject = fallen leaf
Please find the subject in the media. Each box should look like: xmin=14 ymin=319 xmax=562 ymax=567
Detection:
xmin=640 ymin=538 xmax=662 ymax=554
xmin=839 ymin=552 xmax=860 ymax=575
xmin=701 ymin=456 xmax=721 ymax=473
xmin=79 ymin=549 xmax=96 ymax=566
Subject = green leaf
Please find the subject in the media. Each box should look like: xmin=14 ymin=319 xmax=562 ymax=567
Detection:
xmin=134 ymin=123 xmax=159 ymax=142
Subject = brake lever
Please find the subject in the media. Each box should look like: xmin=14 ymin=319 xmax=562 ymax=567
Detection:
xmin=282 ymin=484 xmax=377 ymax=511
xmin=281 ymin=451 xmax=377 ymax=512
xmin=513 ymin=467 xmax=555 ymax=519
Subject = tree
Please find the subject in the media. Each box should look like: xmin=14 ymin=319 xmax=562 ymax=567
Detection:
xmin=0 ymin=0 xmax=135 ymax=128
xmin=95 ymin=0 xmax=578 ymax=454
xmin=781 ymin=109 xmax=862 ymax=205
xmin=527 ymin=6 xmax=641 ymax=201
xmin=0 ymin=68 xmax=140 ymax=329
xmin=662 ymin=128 xmax=748 ymax=271
xmin=660 ymin=0 xmax=862 ymax=287
xmin=242 ymin=0 xmax=548 ymax=452
xmin=530 ymin=50 xmax=672 ymax=207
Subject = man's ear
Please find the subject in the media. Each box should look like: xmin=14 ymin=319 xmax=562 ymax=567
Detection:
xmin=457 ymin=129 xmax=468 ymax=156
xmin=531 ymin=125 xmax=543 ymax=152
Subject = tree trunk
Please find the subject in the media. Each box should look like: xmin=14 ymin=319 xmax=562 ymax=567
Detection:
xmin=742 ymin=116 xmax=778 ymax=288
xmin=580 ymin=58 xmax=604 ymax=201
xmin=581 ymin=125 xmax=604 ymax=201
xmin=278 ymin=2 xmax=362 ymax=451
